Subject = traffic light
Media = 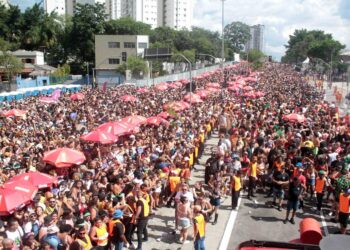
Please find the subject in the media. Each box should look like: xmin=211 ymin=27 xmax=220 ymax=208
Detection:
xmin=122 ymin=52 xmax=127 ymax=62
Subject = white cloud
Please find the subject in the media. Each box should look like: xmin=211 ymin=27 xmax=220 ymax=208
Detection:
xmin=193 ymin=0 xmax=350 ymax=60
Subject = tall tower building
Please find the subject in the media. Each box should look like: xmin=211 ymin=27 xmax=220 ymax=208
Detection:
xmin=159 ymin=0 xmax=193 ymax=30
xmin=105 ymin=0 xmax=121 ymax=20
xmin=121 ymin=0 xmax=158 ymax=29
xmin=44 ymin=0 xmax=66 ymax=15
xmin=66 ymin=0 xmax=106 ymax=15
xmin=245 ymin=24 xmax=265 ymax=53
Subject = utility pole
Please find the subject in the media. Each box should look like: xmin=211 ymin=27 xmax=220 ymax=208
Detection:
xmin=221 ymin=0 xmax=225 ymax=68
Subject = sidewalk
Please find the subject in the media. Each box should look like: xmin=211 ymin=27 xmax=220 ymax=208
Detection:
xmin=143 ymin=132 xmax=232 ymax=250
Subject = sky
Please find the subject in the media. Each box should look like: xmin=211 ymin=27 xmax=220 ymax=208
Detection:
xmin=9 ymin=0 xmax=350 ymax=60
xmin=193 ymin=0 xmax=350 ymax=60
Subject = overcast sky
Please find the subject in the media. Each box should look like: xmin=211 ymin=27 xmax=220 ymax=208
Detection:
xmin=193 ymin=0 xmax=350 ymax=60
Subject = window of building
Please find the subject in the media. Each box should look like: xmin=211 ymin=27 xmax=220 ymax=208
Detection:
xmin=124 ymin=42 xmax=136 ymax=48
xmin=108 ymin=42 xmax=120 ymax=48
xmin=109 ymin=58 xmax=120 ymax=64
xmin=138 ymin=42 xmax=148 ymax=49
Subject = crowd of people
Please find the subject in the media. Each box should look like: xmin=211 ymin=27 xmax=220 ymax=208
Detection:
xmin=0 ymin=62 xmax=349 ymax=250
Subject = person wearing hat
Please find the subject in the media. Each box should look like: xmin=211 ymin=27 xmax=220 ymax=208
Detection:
xmin=110 ymin=209 xmax=129 ymax=250
xmin=338 ymin=189 xmax=350 ymax=234
xmin=42 ymin=225 xmax=61 ymax=250
xmin=315 ymin=170 xmax=329 ymax=212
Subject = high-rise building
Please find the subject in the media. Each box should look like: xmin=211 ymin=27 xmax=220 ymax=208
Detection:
xmin=105 ymin=0 xmax=121 ymax=20
xmin=121 ymin=0 xmax=159 ymax=29
xmin=0 ymin=0 xmax=9 ymax=8
xmin=44 ymin=0 xmax=66 ymax=15
xmin=158 ymin=0 xmax=193 ymax=30
xmin=66 ymin=0 xmax=106 ymax=15
xmin=245 ymin=24 xmax=265 ymax=53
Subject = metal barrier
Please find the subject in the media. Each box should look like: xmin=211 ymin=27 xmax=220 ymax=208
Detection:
xmin=128 ymin=62 xmax=234 ymax=87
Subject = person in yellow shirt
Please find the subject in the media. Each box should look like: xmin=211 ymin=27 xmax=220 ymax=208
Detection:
xmin=193 ymin=205 xmax=206 ymax=250
xmin=248 ymin=156 xmax=258 ymax=199
xmin=231 ymin=170 xmax=242 ymax=210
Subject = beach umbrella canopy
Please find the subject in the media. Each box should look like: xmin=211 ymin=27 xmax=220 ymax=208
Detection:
xmin=43 ymin=148 xmax=86 ymax=168
xmin=206 ymin=82 xmax=221 ymax=88
xmin=70 ymin=93 xmax=85 ymax=101
xmin=243 ymin=86 xmax=254 ymax=91
xmin=121 ymin=115 xmax=147 ymax=126
xmin=195 ymin=90 xmax=210 ymax=99
xmin=9 ymin=172 xmax=58 ymax=189
xmin=120 ymin=95 xmax=138 ymax=102
xmin=155 ymin=83 xmax=168 ymax=91
xmin=2 ymin=109 xmax=27 ymax=117
xmin=157 ymin=112 xmax=172 ymax=119
xmin=39 ymin=97 xmax=58 ymax=104
xmin=163 ymin=101 xmax=186 ymax=112
xmin=137 ymin=88 xmax=149 ymax=93
xmin=207 ymin=87 xmax=221 ymax=93
xmin=80 ymin=130 xmax=118 ymax=144
xmin=228 ymin=86 xmax=240 ymax=92
xmin=146 ymin=116 xmax=170 ymax=126
xmin=283 ymin=113 xmax=306 ymax=123
xmin=98 ymin=121 xmax=139 ymax=136
xmin=0 ymin=186 xmax=37 ymax=215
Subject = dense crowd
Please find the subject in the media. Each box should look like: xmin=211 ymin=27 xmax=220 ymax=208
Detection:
xmin=0 ymin=62 xmax=349 ymax=250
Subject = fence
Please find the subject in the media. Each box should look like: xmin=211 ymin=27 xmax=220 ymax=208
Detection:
xmin=128 ymin=62 xmax=234 ymax=87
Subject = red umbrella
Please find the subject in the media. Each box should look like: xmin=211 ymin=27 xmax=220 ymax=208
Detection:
xmin=98 ymin=121 xmax=139 ymax=136
xmin=163 ymin=101 xmax=186 ymax=112
xmin=9 ymin=172 xmax=58 ymax=189
xmin=80 ymin=130 xmax=118 ymax=144
xmin=195 ymin=90 xmax=210 ymax=99
xmin=243 ymin=86 xmax=254 ymax=91
xmin=155 ymin=83 xmax=168 ymax=91
xmin=137 ymin=88 xmax=149 ymax=93
xmin=255 ymin=91 xmax=265 ymax=97
xmin=206 ymin=82 xmax=221 ymax=88
xmin=184 ymin=93 xmax=201 ymax=101
xmin=70 ymin=93 xmax=85 ymax=101
xmin=180 ymin=79 xmax=190 ymax=84
xmin=146 ymin=116 xmax=170 ymax=126
xmin=283 ymin=114 xmax=306 ymax=123
xmin=179 ymin=101 xmax=190 ymax=109
xmin=0 ymin=186 xmax=37 ymax=215
xmin=245 ymin=77 xmax=257 ymax=82
xmin=43 ymin=148 xmax=86 ymax=168
xmin=228 ymin=86 xmax=240 ymax=92
xmin=2 ymin=109 xmax=27 ymax=117
xmin=120 ymin=95 xmax=138 ymax=102
xmin=39 ymin=97 xmax=58 ymax=104
xmin=207 ymin=87 xmax=221 ymax=93
xmin=157 ymin=112 xmax=172 ymax=119
xmin=121 ymin=115 xmax=147 ymax=126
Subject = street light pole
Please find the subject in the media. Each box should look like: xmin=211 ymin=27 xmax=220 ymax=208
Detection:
xmin=86 ymin=62 xmax=90 ymax=86
xmin=198 ymin=53 xmax=217 ymax=65
xmin=221 ymin=0 xmax=226 ymax=68
xmin=177 ymin=54 xmax=192 ymax=107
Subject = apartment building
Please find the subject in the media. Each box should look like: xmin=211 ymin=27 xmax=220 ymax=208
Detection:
xmin=44 ymin=0 xmax=66 ymax=15
xmin=121 ymin=0 xmax=158 ymax=28
xmin=245 ymin=24 xmax=265 ymax=53
xmin=158 ymin=0 xmax=193 ymax=30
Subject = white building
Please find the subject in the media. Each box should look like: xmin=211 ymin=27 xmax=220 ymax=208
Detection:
xmin=158 ymin=0 xmax=193 ymax=30
xmin=121 ymin=0 xmax=159 ymax=29
xmin=105 ymin=0 xmax=121 ymax=20
xmin=44 ymin=0 xmax=66 ymax=15
xmin=245 ymin=24 xmax=265 ymax=53
xmin=0 ymin=0 xmax=9 ymax=8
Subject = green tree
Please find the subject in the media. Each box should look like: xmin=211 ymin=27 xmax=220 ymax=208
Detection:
xmin=150 ymin=27 xmax=177 ymax=50
xmin=117 ymin=56 xmax=148 ymax=79
xmin=51 ymin=64 xmax=71 ymax=78
xmin=70 ymin=3 xmax=106 ymax=71
xmin=104 ymin=17 xmax=151 ymax=35
xmin=224 ymin=21 xmax=251 ymax=53
xmin=283 ymin=29 xmax=345 ymax=65
xmin=248 ymin=49 xmax=265 ymax=63
xmin=0 ymin=52 xmax=23 ymax=84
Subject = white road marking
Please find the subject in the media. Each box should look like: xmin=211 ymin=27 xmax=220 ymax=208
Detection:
xmin=218 ymin=197 xmax=242 ymax=250
xmin=320 ymin=210 xmax=329 ymax=236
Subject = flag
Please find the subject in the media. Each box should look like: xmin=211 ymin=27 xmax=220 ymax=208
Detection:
xmin=51 ymin=89 xmax=61 ymax=100
xmin=102 ymin=81 xmax=108 ymax=92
